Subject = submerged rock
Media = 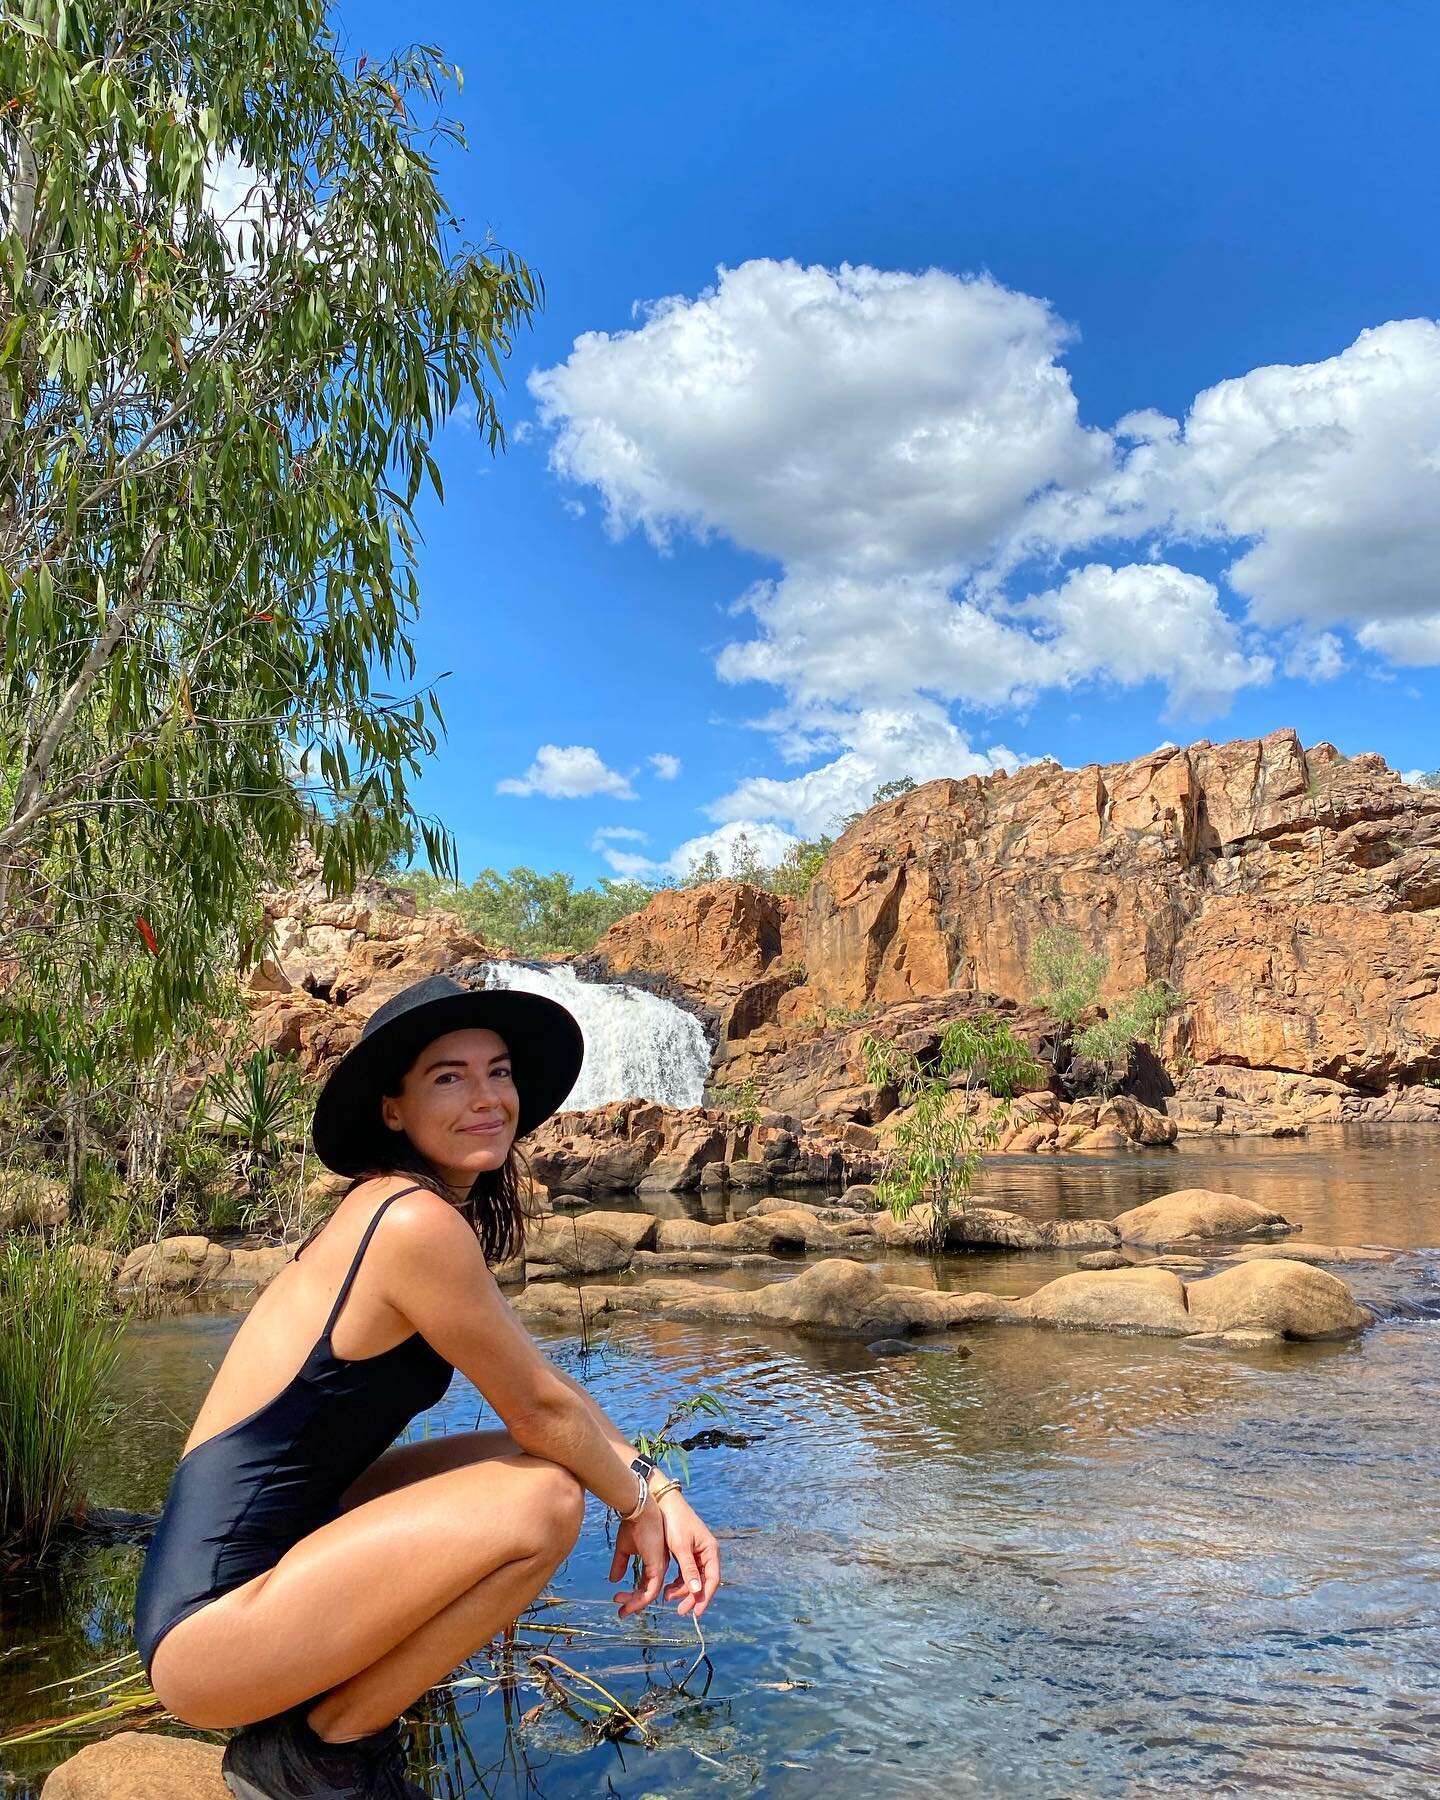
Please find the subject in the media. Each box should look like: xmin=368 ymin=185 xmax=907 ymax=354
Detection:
xmin=514 ymin=1253 xmax=1372 ymax=1345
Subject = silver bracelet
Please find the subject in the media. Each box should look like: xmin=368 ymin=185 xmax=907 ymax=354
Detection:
xmin=617 ymin=1469 xmax=648 ymax=1523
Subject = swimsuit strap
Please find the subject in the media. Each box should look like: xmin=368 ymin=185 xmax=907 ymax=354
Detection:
xmin=321 ymin=1184 xmax=424 ymax=1342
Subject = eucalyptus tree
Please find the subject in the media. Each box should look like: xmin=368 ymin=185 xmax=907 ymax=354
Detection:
xmin=0 ymin=2 xmax=538 ymax=1167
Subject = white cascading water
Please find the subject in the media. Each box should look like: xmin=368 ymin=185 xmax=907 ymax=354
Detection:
xmin=477 ymin=962 xmax=710 ymax=1112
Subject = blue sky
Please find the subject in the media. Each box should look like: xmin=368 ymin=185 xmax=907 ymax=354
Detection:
xmin=335 ymin=0 xmax=1440 ymax=885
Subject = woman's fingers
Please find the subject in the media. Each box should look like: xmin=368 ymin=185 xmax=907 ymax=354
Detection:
xmin=613 ymin=1514 xmax=668 ymax=1619
xmin=666 ymin=1535 xmax=706 ymax=1617
xmin=691 ymin=1528 xmax=722 ymax=1616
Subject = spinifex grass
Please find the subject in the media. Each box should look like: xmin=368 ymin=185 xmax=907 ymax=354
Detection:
xmin=0 ymin=1227 xmax=130 ymax=1559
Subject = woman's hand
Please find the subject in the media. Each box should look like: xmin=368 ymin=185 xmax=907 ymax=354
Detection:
xmin=608 ymin=1491 xmax=722 ymax=1620
xmin=609 ymin=1500 xmax=670 ymax=1620
xmin=656 ymin=1491 xmax=721 ymax=1619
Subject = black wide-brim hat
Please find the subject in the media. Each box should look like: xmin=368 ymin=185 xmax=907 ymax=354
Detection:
xmin=311 ymin=973 xmax=585 ymax=1175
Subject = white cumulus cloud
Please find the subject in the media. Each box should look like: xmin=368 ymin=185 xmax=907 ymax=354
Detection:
xmin=530 ymin=258 xmax=1109 ymax=573
xmin=648 ymin=752 xmax=682 ymax=779
xmin=497 ymin=744 xmax=636 ymax=800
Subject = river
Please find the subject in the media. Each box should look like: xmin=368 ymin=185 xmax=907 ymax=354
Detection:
xmin=3 ymin=1126 xmax=1439 ymax=1796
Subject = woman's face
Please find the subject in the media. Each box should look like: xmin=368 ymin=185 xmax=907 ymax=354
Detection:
xmin=379 ymin=1026 xmax=519 ymax=1189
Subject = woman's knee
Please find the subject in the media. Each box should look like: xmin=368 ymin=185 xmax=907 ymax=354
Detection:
xmin=516 ymin=1458 xmax=584 ymax=1554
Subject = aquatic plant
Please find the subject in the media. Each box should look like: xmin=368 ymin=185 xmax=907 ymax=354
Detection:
xmin=0 ymin=1230 xmax=128 ymax=1558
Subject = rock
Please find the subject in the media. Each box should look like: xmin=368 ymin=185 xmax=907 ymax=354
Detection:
xmin=1077 ymin=1250 xmax=1133 ymax=1271
xmin=654 ymin=1217 xmax=715 ymax=1251
xmin=116 ymin=1236 xmax=233 ymax=1293
xmin=1184 ymin=1260 xmax=1375 ymax=1340
xmin=868 ymin=1337 xmax=971 ymax=1357
xmin=948 ymin=1209 xmax=1121 ymax=1252
xmin=726 ymin=1159 xmax=771 ymax=1188
xmin=67 ymin=1244 xmax=122 ymax=1282
xmin=512 ymin=1252 xmax=1373 ymax=1345
xmin=209 ymin=1245 xmax=292 ymax=1288
xmin=1112 ymin=1188 xmax=1296 ymax=1248
xmin=841 ymin=1183 xmax=877 ymax=1207
xmin=1221 ymin=1242 xmax=1397 ymax=1265
xmin=1074 ymin=1125 xmax=1133 ymax=1151
xmin=578 ymin=880 xmax=799 ymax=1047
xmin=523 ymin=1212 xmax=656 ymax=1277
xmin=710 ymin=1207 xmax=840 ymax=1253
xmin=1184 ymin=1328 xmax=1288 ymax=1349
xmin=42 ymin=1730 xmax=226 ymax=1797
xmin=0 ymin=1171 xmax=70 ymax=1230
xmin=1020 ymin=1268 xmax=1193 ymax=1336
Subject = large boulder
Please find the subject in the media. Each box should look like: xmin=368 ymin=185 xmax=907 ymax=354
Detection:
xmin=1112 ymin=1188 xmax=1295 ymax=1248
xmin=1020 ymin=1267 xmax=1193 ymax=1336
xmin=116 ymin=1236 xmax=233 ymax=1294
xmin=42 ymin=1731 xmax=225 ymax=1797
xmin=524 ymin=1211 xmax=657 ymax=1277
xmin=1184 ymin=1260 xmax=1375 ymax=1340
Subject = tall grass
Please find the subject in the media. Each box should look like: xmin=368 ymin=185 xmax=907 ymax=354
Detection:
xmin=0 ymin=1231 xmax=129 ymax=1560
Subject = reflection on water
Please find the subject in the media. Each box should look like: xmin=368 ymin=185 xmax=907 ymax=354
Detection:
xmin=3 ymin=1127 xmax=1440 ymax=1796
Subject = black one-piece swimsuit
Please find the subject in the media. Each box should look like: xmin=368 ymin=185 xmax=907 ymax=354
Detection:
xmin=133 ymin=1187 xmax=454 ymax=1680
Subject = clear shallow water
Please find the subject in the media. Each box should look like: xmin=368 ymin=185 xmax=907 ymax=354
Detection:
xmin=4 ymin=1127 xmax=1440 ymax=1797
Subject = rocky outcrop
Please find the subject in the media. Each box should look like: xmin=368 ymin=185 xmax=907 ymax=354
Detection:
xmin=526 ymin=1099 xmax=878 ymax=1195
xmin=1172 ymin=1063 xmax=1440 ymax=1134
xmin=116 ymin=1237 xmax=293 ymax=1294
xmin=514 ymin=1253 xmax=1373 ymax=1344
xmin=594 ymin=733 xmax=1437 ymax=1114
xmin=242 ymin=851 xmax=490 ymax=1079
xmin=41 ymin=1730 xmax=225 ymax=1797
xmin=579 ymin=880 xmax=801 ymax=1045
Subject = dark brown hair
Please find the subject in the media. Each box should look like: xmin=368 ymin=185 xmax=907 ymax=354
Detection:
xmin=297 ymin=1070 xmax=534 ymax=1268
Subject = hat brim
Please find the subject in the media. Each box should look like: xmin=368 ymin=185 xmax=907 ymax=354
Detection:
xmin=311 ymin=988 xmax=585 ymax=1176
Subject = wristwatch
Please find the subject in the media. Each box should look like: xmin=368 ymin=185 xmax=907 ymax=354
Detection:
xmin=629 ymin=1454 xmax=658 ymax=1485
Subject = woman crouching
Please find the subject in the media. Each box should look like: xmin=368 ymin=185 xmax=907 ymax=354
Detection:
xmin=133 ymin=974 xmax=721 ymax=1799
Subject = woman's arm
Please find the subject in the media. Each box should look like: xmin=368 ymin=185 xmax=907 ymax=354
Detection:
xmin=382 ymin=1192 xmax=644 ymax=1514
xmin=382 ymin=1190 xmax=719 ymax=1615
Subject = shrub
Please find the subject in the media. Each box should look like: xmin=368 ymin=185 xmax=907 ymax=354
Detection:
xmin=1026 ymin=926 xmax=1106 ymax=1026
xmin=863 ymin=1014 xmax=1042 ymax=1250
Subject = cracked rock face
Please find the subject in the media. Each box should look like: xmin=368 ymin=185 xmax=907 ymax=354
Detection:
xmin=583 ymin=731 xmax=1439 ymax=1107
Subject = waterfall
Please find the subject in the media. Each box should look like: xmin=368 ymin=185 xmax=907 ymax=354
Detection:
xmin=476 ymin=962 xmax=711 ymax=1112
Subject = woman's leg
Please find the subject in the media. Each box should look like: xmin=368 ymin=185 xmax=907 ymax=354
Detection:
xmin=333 ymin=1427 xmax=520 ymax=1514
xmin=148 ymin=1451 xmax=583 ymax=1733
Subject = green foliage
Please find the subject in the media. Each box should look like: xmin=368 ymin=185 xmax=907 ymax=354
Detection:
xmin=0 ymin=0 xmax=537 ymax=1104
xmin=765 ymin=834 xmax=834 ymax=897
xmin=706 ymin=1077 xmax=761 ymax=1125
xmin=0 ymin=1229 xmax=128 ymax=1557
xmin=1419 ymin=771 xmax=1440 ymax=790
xmin=863 ymin=1015 xmax=1043 ymax=1249
xmin=824 ymin=1002 xmax=875 ymax=1027
xmin=1026 ymin=926 xmax=1107 ymax=1026
xmin=199 ymin=1047 xmax=310 ymax=1203
xmin=632 ymin=1391 xmax=729 ymax=1482
xmin=1072 ymin=980 xmax=1184 ymax=1094
xmin=399 ymin=866 xmax=660 ymax=956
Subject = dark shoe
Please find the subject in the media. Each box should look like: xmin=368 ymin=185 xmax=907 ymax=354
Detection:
xmin=221 ymin=1703 xmax=431 ymax=1798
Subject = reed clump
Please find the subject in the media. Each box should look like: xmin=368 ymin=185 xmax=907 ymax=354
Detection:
xmin=0 ymin=1226 xmax=129 ymax=1559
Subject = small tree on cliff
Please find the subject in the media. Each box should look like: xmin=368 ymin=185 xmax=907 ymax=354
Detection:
xmin=0 ymin=1 xmax=538 ymax=1174
xmin=863 ymin=1015 xmax=1042 ymax=1251
xmin=1025 ymin=927 xmax=1181 ymax=1095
